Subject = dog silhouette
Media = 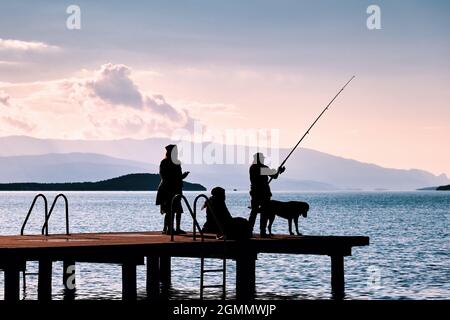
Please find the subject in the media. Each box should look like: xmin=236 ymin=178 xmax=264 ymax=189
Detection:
xmin=268 ymin=200 xmax=309 ymax=236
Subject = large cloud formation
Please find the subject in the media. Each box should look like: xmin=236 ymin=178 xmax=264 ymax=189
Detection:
xmin=86 ymin=63 xmax=186 ymax=123
xmin=0 ymin=63 xmax=195 ymax=139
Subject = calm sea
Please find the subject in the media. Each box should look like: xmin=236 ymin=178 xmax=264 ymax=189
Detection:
xmin=0 ymin=191 xmax=448 ymax=300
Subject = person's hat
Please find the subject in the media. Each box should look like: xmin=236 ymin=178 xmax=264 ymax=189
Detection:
xmin=253 ymin=152 xmax=265 ymax=161
xmin=165 ymin=144 xmax=176 ymax=152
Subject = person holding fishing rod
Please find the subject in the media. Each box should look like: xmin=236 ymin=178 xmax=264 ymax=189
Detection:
xmin=249 ymin=76 xmax=355 ymax=237
xmin=249 ymin=152 xmax=285 ymax=237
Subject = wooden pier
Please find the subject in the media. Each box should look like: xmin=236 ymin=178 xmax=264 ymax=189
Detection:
xmin=0 ymin=232 xmax=369 ymax=301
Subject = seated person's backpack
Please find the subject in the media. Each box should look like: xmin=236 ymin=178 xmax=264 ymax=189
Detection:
xmin=225 ymin=217 xmax=252 ymax=240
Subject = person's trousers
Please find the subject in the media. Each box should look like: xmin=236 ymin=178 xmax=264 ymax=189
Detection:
xmin=248 ymin=198 xmax=270 ymax=234
xmin=163 ymin=211 xmax=182 ymax=232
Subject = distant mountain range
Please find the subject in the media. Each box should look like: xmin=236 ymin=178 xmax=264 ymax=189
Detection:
xmin=0 ymin=153 xmax=157 ymax=183
xmin=436 ymin=185 xmax=450 ymax=191
xmin=0 ymin=135 xmax=448 ymax=191
xmin=0 ymin=173 xmax=206 ymax=191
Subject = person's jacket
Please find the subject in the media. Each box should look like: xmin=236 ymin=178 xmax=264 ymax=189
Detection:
xmin=156 ymin=158 xmax=183 ymax=205
xmin=249 ymin=162 xmax=277 ymax=199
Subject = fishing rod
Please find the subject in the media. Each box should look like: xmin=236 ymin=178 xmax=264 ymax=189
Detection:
xmin=269 ymin=75 xmax=356 ymax=184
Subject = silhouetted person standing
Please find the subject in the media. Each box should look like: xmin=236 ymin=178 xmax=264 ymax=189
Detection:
xmin=156 ymin=144 xmax=190 ymax=234
xmin=248 ymin=153 xmax=285 ymax=237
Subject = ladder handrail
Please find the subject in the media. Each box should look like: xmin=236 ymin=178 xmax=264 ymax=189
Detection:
xmin=21 ymin=194 xmax=48 ymax=236
xmin=41 ymin=193 xmax=70 ymax=236
xmin=170 ymin=194 xmax=204 ymax=242
xmin=193 ymin=194 xmax=227 ymax=239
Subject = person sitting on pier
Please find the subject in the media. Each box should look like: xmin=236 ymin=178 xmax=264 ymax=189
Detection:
xmin=202 ymin=187 xmax=251 ymax=240
xmin=156 ymin=144 xmax=190 ymax=235
xmin=248 ymin=152 xmax=285 ymax=238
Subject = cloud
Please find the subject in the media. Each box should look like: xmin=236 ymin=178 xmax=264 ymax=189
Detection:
xmin=0 ymin=63 xmax=199 ymax=139
xmin=0 ymin=38 xmax=58 ymax=51
xmin=0 ymin=91 xmax=10 ymax=106
xmin=183 ymin=111 xmax=197 ymax=133
xmin=86 ymin=63 xmax=143 ymax=107
xmin=0 ymin=60 xmax=18 ymax=66
xmin=85 ymin=63 xmax=189 ymax=122
xmin=2 ymin=116 xmax=35 ymax=132
xmin=145 ymin=94 xmax=183 ymax=121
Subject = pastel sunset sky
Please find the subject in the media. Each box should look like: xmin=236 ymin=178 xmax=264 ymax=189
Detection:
xmin=0 ymin=0 xmax=449 ymax=176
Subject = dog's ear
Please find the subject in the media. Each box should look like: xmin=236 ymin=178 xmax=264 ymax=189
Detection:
xmin=303 ymin=202 xmax=310 ymax=212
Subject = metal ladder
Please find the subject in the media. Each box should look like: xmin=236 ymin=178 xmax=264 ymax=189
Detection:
xmin=194 ymin=194 xmax=227 ymax=300
xmin=21 ymin=193 xmax=48 ymax=236
xmin=20 ymin=194 xmax=48 ymax=297
xmin=21 ymin=193 xmax=70 ymax=236
xmin=20 ymin=193 xmax=70 ymax=297
xmin=41 ymin=193 xmax=70 ymax=236
xmin=169 ymin=194 xmax=227 ymax=300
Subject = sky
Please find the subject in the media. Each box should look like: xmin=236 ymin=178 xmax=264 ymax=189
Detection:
xmin=0 ymin=0 xmax=449 ymax=176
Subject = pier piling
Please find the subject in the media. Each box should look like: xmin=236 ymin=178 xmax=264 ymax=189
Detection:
xmin=63 ymin=260 xmax=76 ymax=300
xmin=4 ymin=263 xmax=20 ymax=301
xmin=122 ymin=262 xmax=137 ymax=301
xmin=146 ymin=256 xmax=160 ymax=298
xmin=331 ymin=255 xmax=345 ymax=299
xmin=236 ymin=254 xmax=256 ymax=300
xmin=160 ymin=255 xmax=171 ymax=287
xmin=38 ymin=259 xmax=52 ymax=301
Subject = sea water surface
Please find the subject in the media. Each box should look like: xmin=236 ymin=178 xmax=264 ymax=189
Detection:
xmin=0 ymin=191 xmax=448 ymax=300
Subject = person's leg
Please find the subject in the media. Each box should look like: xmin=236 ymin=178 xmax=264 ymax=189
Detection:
xmin=160 ymin=206 xmax=166 ymax=233
xmin=170 ymin=197 xmax=185 ymax=234
xmin=248 ymin=198 xmax=259 ymax=232
xmin=160 ymin=202 xmax=167 ymax=234
xmin=175 ymin=212 xmax=182 ymax=232
xmin=163 ymin=212 xmax=170 ymax=234
xmin=259 ymin=198 xmax=271 ymax=236
xmin=259 ymin=212 xmax=268 ymax=236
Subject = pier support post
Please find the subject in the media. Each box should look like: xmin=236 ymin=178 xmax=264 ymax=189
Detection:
xmin=330 ymin=255 xmax=345 ymax=299
xmin=146 ymin=256 xmax=160 ymax=298
xmin=236 ymin=254 xmax=256 ymax=300
xmin=122 ymin=262 xmax=137 ymax=301
xmin=63 ymin=260 xmax=76 ymax=300
xmin=159 ymin=255 xmax=171 ymax=287
xmin=38 ymin=259 xmax=52 ymax=301
xmin=4 ymin=263 xmax=21 ymax=301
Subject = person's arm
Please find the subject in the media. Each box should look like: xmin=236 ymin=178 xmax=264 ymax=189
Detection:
xmin=252 ymin=164 xmax=285 ymax=179
xmin=182 ymin=171 xmax=190 ymax=179
xmin=224 ymin=204 xmax=233 ymax=221
xmin=258 ymin=165 xmax=279 ymax=177
xmin=268 ymin=166 xmax=286 ymax=179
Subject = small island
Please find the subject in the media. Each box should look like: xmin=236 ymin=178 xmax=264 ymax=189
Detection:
xmin=436 ymin=184 xmax=450 ymax=191
xmin=0 ymin=173 xmax=206 ymax=191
